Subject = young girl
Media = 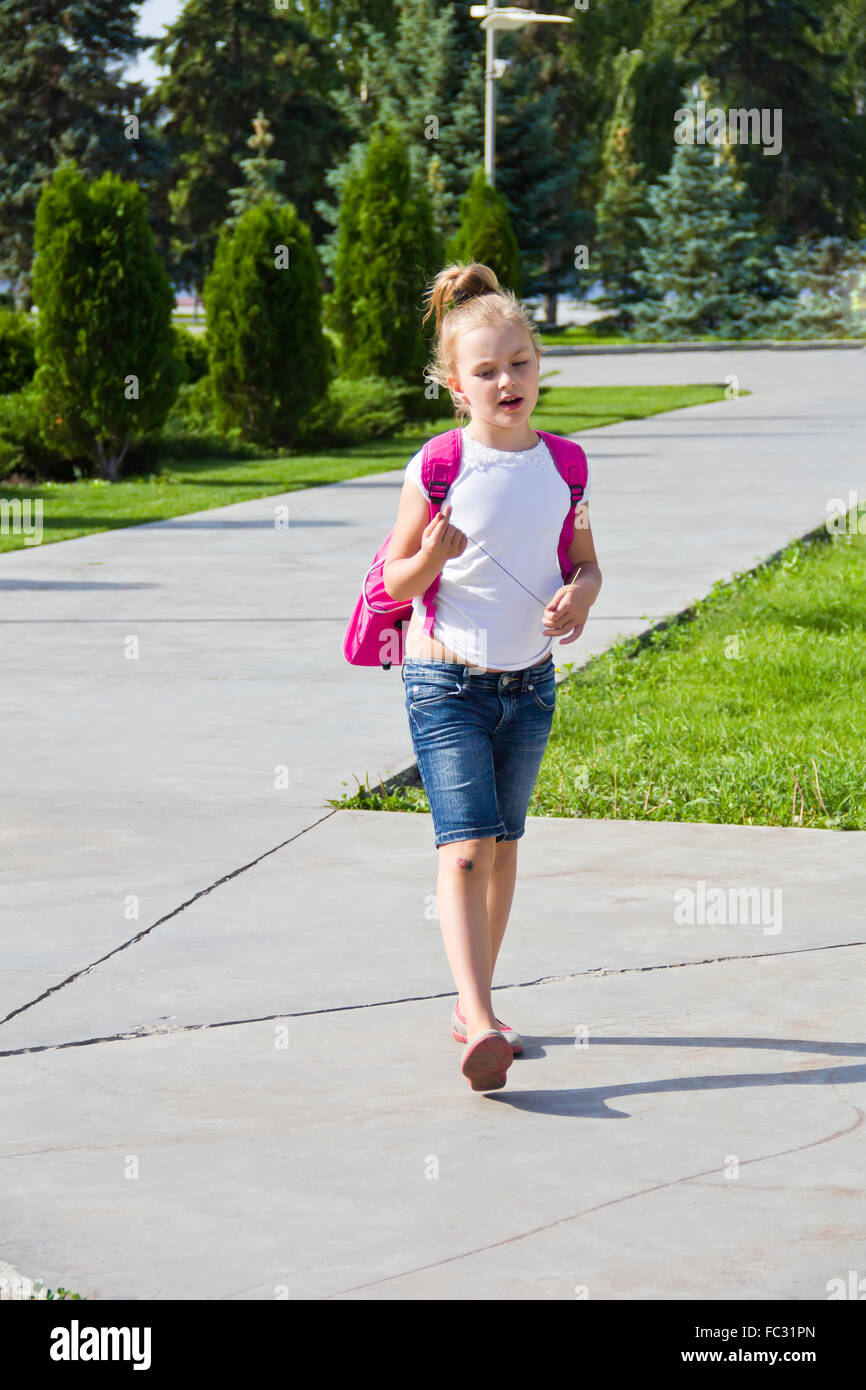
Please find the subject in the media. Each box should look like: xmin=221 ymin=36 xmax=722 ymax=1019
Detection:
xmin=383 ymin=262 xmax=602 ymax=1093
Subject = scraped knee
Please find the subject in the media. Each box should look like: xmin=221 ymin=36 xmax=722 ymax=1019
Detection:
xmin=440 ymin=838 xmax=496 ymax=875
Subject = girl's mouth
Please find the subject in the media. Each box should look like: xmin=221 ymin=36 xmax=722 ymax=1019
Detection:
xmin=499 ymin=396 xmax=523 ymax=411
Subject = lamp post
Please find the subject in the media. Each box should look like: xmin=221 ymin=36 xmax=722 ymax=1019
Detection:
xmin=469 ymin=4 xmax=572 ymax=187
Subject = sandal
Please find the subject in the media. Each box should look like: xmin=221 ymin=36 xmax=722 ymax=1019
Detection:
xmin=460 ymin=1031 xmax=513 ymax=1091
xmin=451 ymin=1001 xmax=524 ymax=1055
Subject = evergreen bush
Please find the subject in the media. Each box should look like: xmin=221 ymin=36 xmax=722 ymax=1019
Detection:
xmin=297 ymin=376 xmax=414 ymax=445
xmin=0 ymin=384 xmax=86 ymax=480
xmin=172 ymin=326 xmax=209 ymax=384
xmin=30 ymin=160 xmax=182 ymax=481
xmin=326 ymin=123 xmax=442 ymax=401
xmin=203 ymin=198 xmax=332 ymax=446
xmin=445 ymin=166 xmax=523 ymax=297
xmin=0 ymin=309 xmax=37 ymax=393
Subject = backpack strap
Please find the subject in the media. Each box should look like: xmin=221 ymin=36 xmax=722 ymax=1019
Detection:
xmin=419 ymin=428 xmax=463 ymax=639
xmin=534 ymin=430 xmax=588 ymax=581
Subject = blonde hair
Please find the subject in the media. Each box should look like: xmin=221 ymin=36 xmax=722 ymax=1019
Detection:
xmin=421 ymin=262 xmax=543 ymax=425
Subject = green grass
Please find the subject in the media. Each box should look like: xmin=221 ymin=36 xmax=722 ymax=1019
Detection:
xmin=0 ymin=382 xmax=733 ymax=552
xmin=538 ymin=323 xmax=649 ymax=347
xmin=536 ymin=322 xmax=866 ymax=347
xmin=332 ymin=516 xmax=866 ymax=831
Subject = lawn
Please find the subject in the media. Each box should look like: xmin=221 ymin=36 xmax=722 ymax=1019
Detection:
xmin=0 ymin=382 xmax=734 ymax=552
xmin=332 ymin=517 xmax=866 ymax=832
xmin=536 ymin=323 xmax=866 ymax=347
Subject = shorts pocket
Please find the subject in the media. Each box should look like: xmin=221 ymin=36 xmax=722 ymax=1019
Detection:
xmin=527 ymin=670 xmax=556 ymax=712
xmin=407 ymin=675 xmax=464 ymax=708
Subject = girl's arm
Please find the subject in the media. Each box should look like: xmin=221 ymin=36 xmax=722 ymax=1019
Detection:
xmin=383 ymin=480 xmax=467 ymax=601
xmin=564 ymin=505 xmax=602 ymax=602
xmin=543 ymin=505 xmax=601 ymax=642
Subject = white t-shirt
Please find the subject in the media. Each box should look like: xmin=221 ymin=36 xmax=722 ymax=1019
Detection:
xmin=404 ymin=427 xmax=590 ymax=671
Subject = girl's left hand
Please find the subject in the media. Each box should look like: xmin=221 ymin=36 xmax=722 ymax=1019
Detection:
xmin=542 ymin=584 xmax=590 ymax=644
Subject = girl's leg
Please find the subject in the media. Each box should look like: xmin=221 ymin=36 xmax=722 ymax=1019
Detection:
xmin=455 ymin=838 xmax=518 ymax=1024
xmin=437 ymin=837 xmax=500 ymax=1039
xmin=487 ymin=837 xmax=518 ymax=979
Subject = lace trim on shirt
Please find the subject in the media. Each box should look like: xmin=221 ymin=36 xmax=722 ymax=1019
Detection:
xmin=461 ymin=428 xmax=552 ymax=469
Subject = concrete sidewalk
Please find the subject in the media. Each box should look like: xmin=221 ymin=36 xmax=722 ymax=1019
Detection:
xmin=1 ymin=348 xmax=864 ymax=1299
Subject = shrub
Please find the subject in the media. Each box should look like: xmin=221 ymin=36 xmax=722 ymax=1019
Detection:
xmin=0 ymin=384 xmax=85 ymax=480
xmin=326 ymin=124 xmax=442 ymax=387
xmin=0 ymin=309 xmax=37 ymax=393
xmin=445 ymin=165 xmax=523 ymax=297
xmin=31 ymin=159 xmax=182 ymax=481
xmin=297 ymin=376 xmax=414 ymax=445
xmin=171 ymin=326 xmax=209 ymax=384
xmin=204 ymin=198 xmax=331 ymax=447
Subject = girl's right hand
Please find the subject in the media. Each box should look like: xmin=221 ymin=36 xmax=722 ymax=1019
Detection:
xmin=420 ymin=503 xmax=468 ymax=570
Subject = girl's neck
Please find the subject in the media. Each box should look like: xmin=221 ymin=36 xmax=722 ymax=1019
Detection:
xmin=464 ymin=422 xmax=539 ymax=453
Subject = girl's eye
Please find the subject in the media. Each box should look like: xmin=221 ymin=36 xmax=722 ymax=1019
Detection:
xmin=479 ymin=361 xmax=528 ymax=377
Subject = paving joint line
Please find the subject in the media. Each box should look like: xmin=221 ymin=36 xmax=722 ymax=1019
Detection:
xmin=1 ymin=936 xmax=863 ymax=1060
xmin=0 ymin=808 xmax=340 ymax=1031
xmin=324 ymin=1085 xmax=866 ymax=1298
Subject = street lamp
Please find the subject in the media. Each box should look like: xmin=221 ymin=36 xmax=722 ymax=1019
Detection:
xmin=470 ymin=4 xmax=572 ymax=186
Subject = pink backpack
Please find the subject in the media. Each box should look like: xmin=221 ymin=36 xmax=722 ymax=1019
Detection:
xmin=342 ymin=427 xmax=588 ymax=669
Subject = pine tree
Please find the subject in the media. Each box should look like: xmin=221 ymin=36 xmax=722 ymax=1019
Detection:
xmin=445 ymin=168 xmax=522 ymax=296
xmin=758 ymin=236 xmax=866 ymax=338
xmin=672 ymin=0 xmax=866 ymax=239
xmin=325 ymin=123 xmax=442 ymax=390
xmin=555 ymin=1 xmax=690 ymax=272
xmin=30 ymin=161 xmax=181 ymax=481
xmin=486 ymin=26 xmax=589 ymax=322
xmin=140 ymin=0 xmax=348 ymax=297
xmin=226 ymin=114 xmax=287 ymax=224
xmin=629 ymin=83 xmax=768 ymax=339
xmin=313 ymin=1 xmax=483 ymax=282
xmin=593 ymin=50 xmax=651 ymax=331
xmin=0 ymin=0 xmax=161 ymax=309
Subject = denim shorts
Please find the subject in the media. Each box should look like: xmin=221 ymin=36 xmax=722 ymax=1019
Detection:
xmin=402 ymin=655 xmax=557 ymax=848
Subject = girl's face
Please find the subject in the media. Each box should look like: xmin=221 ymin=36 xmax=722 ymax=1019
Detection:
xmin=448 ymin=321 xmax=539 ymax=440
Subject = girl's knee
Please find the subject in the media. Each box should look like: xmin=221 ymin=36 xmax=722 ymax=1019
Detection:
xmin=439 ymin=837 xmax=497 ymax=872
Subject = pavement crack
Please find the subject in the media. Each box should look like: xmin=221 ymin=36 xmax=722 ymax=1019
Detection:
xmin=530 ymin=938 xmax=866 ymax=979
xmin=1 ymin=935 xmax=865 ymax=1059
xmin=324 ymin=1088 xmax=866 ymax=1299
xmin=0 ymin=808 xmax=339 ymax=1032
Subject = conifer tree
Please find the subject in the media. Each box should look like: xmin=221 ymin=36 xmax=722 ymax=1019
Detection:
xmin=671 ymin=0 xmax=866 ymax=238
xmin=759 ymin=236 xmax=866 ymax=338
xmin=446 ymin=168 xmax=522 ymax=297
xmin=593 ymin=50 xmax=651 ymax=331
xmin=141 ymin=0 xmax=347 ymax=296
xmin=203 ymin=198 xmax=331 ymax=446
xmin=326 ymin=124 xmax=442 ymax=388
xmin=314 ymin=1 xmax=483 ymax=279
xmin=226 ymin=114 xmax=287 ymax=225
xmin=487 ymin=28 xmax=587 ymax=321
xmin=0 ymin=0 xmax=160 ymax=309
xmin=30 ymin=161 xmax=181 ymax=481
xmin=629 ymin=83 xmax=768 ymax=339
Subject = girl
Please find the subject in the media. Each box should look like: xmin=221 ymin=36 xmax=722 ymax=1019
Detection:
xmin=383 ymin=262 xmax=602 ymax=1093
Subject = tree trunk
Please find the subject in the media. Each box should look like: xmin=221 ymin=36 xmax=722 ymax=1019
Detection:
xmin=105 ymin=428 xmax=131 ymax=484
xmin=543 ymin=291 xmax=558 ymax=326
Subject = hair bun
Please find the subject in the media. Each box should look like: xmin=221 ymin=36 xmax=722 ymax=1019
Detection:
xmin=452 ymin=285 xmax=495 ymax=307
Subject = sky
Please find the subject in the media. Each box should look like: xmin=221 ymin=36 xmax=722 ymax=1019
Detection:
xmin=125 ymin=0 xmax=183 ymax=90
